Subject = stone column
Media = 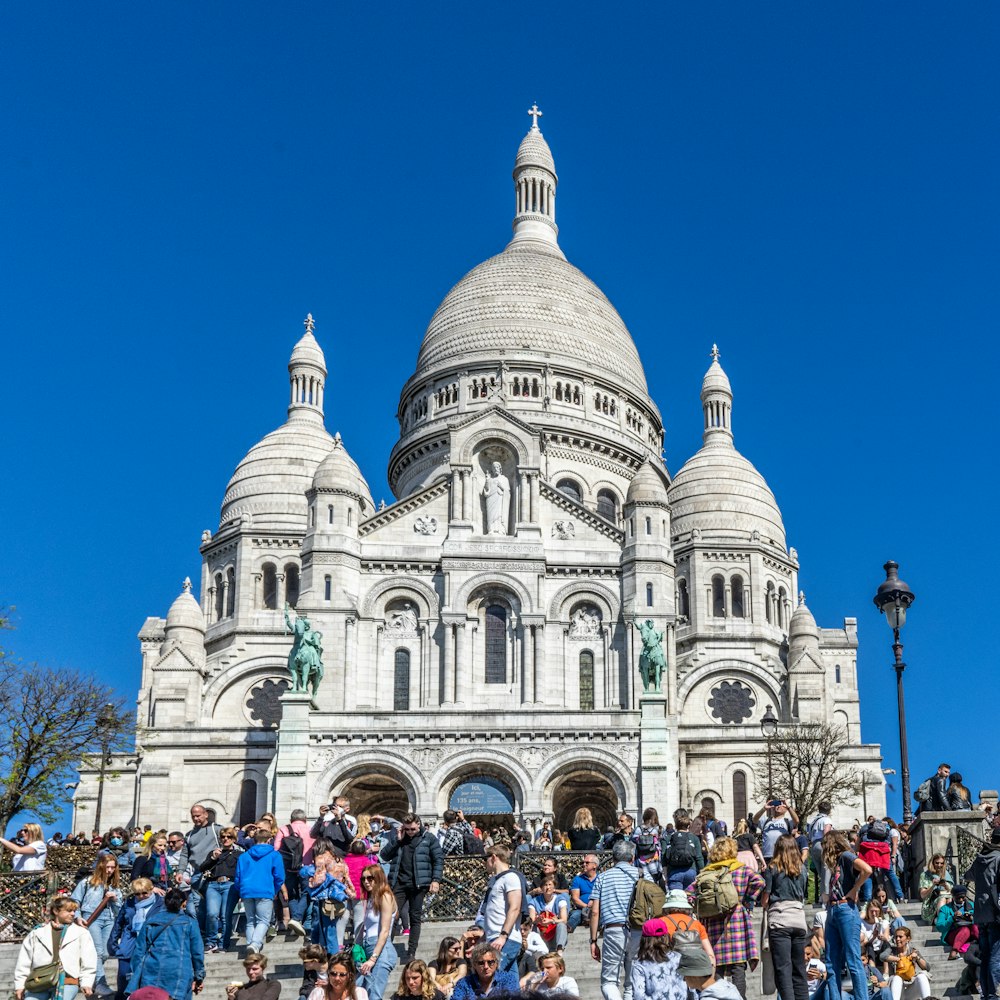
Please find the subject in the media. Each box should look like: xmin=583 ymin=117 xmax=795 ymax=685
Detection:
xmin=456 ymin=620 xmax=473 ymax=706
xmin=442 ymin=622 xmax=456 ymax=705
xmin=451 ymin=469 xmax=461 ymax=521
xmin=638 ymin=693 xmax=677 ymax=817
xmin=533 ymin=623 xmax=546 ymax=705
xmin=598 ymin=627 xmax=609 ymax=710
xmin=530 ymin=473 xmax=540 ymax=523
xmin=521 ymin=625 xmax=534 ymax=704
xmin=273 ymin=691 xmax=316 ymax=820
xmin=409 ymin=629 xmax=422 ymax=710
xmin=666 ymin=623 xmax=678 ymax=715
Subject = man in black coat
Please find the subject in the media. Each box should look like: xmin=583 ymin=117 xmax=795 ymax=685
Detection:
xmin=965 ymin=827 xmax=1000 ymax=997
xmin=380 ymin=812 xmax=443 ymax=961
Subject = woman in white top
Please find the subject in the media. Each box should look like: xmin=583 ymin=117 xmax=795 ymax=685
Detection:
xmin=14 ymin=894 xmax=97 ymax=1000
xmin=2 ymin=823 xmax=48 ymax=872
xmin=355 ymin=864 xmax=398 ymax=1000
xmin=310 ymin=950 xmax=370 ymax=1000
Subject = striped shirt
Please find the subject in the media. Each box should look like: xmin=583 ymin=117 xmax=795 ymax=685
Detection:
xmin=593 ymin=862 xmax=639 ymax=927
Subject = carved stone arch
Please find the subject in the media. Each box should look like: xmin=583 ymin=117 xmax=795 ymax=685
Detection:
xmin=458 ymin=426 xmax=532 ymax=466
xmin=536 ymin=745 xmax=637 ymax=811
xmin=204 ymin=656 xmax=290 ymax=720
xmin=358 ymin=577 xmax=440 ymax=620
xmin=311 ymin=750 xmax=423 ymax=817
xmin=431 ymin=752 xmax=531 ymax=818
xmin=225 ymin=767 xmax=269 ymax=824
xmin=454 ymin=572 xmax=534 ymax=614
xmin=677 ymin=659 xmax=783 ymax=715
xmin=591 ymin=478 xmax=625 ymax=506
xmin=718 ymin=759 xmax=762 ymax=822
xmin=552 ymin=468 xmax=593 ymax=498
xmin=689 ymin=787 xmax=724 ymax=814
xmin=547 ymin=580 xmax=620 ymax=623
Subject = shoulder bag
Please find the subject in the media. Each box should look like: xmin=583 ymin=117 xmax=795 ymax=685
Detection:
xmin=24 ymin=926 xmax=65 ymax=993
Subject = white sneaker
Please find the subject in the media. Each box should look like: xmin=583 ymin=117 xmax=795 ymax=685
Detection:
xmin=287 ymin=919 xmax=306 ymax=937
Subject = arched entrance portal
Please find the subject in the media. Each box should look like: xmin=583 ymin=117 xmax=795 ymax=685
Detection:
xmin=337 ymin=775 xmax=410 ymax=820
xmin=551 ymin=770 xmax=620 ymax=833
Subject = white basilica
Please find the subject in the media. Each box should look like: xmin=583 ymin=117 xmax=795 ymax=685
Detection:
xmin=77 ymin=113 xmax=885 ymax=832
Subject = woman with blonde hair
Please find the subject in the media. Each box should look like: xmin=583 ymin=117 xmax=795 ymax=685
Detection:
xmin=761 ymin=834 xmax=809 ymax=1000
xmin=567 ymin=808 xmax=600 ymax=851
xmin=734 ymin=818 xmax=765 ymax=873
xmin=823 ymin=830 xmax=872 ymax=1000
xmin=71 ymin=851 xmax=122 ymax=995
xmin=685 ymin=836 xmax=764 ymax=1000
xmin=1 ymin=822 xmax=47 ymax=872
xmin=131 ymin=831 xmax=173 ymax=895
xmin=14 ymin=894 xmax=97 ymax=1000
xmin=356 ymin=863 xmax=399 ymax=1000
xmin=391 ymin=959 xmax=446 ymax=999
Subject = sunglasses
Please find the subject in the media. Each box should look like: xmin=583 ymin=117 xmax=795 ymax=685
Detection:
xmin=329 ymin=971 xmax=349 ymax=978
xmin=475 ymin=959 xmax=498 ymax=968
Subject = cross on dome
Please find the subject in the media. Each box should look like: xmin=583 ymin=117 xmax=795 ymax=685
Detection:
xmin=711 ymin=344 xmax=720 ymax=362
xmin=182 ymin=576 xmax=192 ymax=593
xmin=527 ymin=103 xmax=543 ymax=129
xmin=304 ymin=313 xmax=315 ymax=335
xmin=798 ymin=590 xmax=806 ymax=606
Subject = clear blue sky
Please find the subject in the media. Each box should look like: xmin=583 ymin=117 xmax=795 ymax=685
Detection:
xmin=2 ymin=2 xmax=997 ymax=834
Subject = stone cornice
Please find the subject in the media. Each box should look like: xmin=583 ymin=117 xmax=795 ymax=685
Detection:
xmin=540 ymin=480 xmax=624 ymax=543
xmin=359 ymin=480 xmax=450 ymax=537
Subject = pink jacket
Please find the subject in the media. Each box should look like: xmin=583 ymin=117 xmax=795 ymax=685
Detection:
xmin=274 ymin=820 xmax=316 ymax=866
xmin=344 ymin=851 xmax=380 ymax=896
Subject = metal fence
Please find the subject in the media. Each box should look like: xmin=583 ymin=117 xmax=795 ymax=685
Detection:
xmin=0 ymin=848 xmax=611 ymax=939
xmin=955 ymin=826 xmax=986 ymax=888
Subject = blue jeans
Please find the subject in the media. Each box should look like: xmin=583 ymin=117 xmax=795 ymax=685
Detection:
xmin=87 ymin=914 xmax=114 ymax=990
xmin=568 ymin=907 xmax=589 ymax=931
xmin=980 ymin=923 xmax=1000 ymax=999
xmin=27 ymin=990 xmax=77 ymax=1000
xmin=499 ymin=934 xmax=522 ymax=974
xmin=243 ymin=896 xmax=274 ymax=951
xmin=358 ymin=938 xmax=399 ymax=1000
xmin=668 ymin=866 xmax=696 ymax=890
xmin=205 ymin=880 xmax=237 ymax=948
xmin=826 ymin=904 xmax=867 ymax=1000
xmin=312 ymin=903 xmax=340 ymax=954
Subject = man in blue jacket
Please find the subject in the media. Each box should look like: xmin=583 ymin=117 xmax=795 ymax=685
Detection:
xmin=381 ymin=812 xmax=443 ymax=961
xmin=235 ymin=829 xmax=287 ymax=952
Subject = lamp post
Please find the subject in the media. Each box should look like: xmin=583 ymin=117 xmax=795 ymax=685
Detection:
xmin=760 ymin=704 xmax=779 ymax=799
xmin=873 ymin=561 xmax=916 ymax=824
xmin=93 ymin=703 xmax=116 ymax=834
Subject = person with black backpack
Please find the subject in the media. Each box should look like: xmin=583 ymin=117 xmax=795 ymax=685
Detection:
xmin=633 ymin=808 xmax=664 ymax=887
xmin=276 ymin=809 xmax=315 ymax=938
xmin=665 ymin=810 xmax=705 ymax=891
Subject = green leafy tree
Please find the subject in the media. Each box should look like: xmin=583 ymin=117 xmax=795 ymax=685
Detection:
xmin=0 ymin=609 xmax=134 ymax=833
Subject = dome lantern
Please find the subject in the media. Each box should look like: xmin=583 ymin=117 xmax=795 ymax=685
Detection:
xmin=511 ymin=104 xmax=560 ymax=250
xmin=701 ymin=344 xmax=734 ymax=446
xmin=288 ymin=313 xmax=327 ymax=424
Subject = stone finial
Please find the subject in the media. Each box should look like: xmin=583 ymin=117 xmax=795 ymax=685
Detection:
xmin=798 ymin=590 xmax=806 ymax=606
xmin=333 ymin=431 xmax=342 ymax=448
xmin=304 ymin=313 xmax=315 ymax=335
xmin=527 ymin=102 xmax=543 ymax=129
xmin=182 ymin=577 xmax=192 ymax=593
xmin=711 ymin=343 xmax=720 ymax=362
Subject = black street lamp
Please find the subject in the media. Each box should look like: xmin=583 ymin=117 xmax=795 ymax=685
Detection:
xmin=93 ymin=703 xmax=116 ymax=834
xmin=873 ymin=561 xmax=916 ymax=823
xmin=760 ymin=704 xmax=778 ymax=799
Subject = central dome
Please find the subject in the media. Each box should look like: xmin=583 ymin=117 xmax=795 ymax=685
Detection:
xmin=414 ymin=240 xmax=649 ymax=397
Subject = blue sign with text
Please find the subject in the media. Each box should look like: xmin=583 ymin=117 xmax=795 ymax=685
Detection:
xmin=449 ymin=775 xmax=515 ymax=814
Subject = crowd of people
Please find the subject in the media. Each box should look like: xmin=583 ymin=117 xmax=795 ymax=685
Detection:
xmin=6 ymin=761 xmax=1000 ymax=1000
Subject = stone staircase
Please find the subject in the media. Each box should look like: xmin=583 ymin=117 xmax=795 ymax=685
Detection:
xmin=0 ymin=902 xmax=977 ymax=998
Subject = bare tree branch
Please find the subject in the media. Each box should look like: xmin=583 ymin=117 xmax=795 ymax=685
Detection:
xmin=763 ymin=723 xmax=865 ymax=821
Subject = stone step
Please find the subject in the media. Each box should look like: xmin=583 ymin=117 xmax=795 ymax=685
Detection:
xmin=0 ymin=904 xmax=978 ymax=998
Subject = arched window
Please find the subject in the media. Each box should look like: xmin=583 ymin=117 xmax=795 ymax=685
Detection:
xmin=262 ymin=563 xmax=278 ymax=610
xmin=556 ymin=479 xmax=582 ymax=503
xmin=677 ymin=579 xmax=690 ymax=619
xmin=712 ymin=574 xmax=726 ymax=617
xmin=579 ymin=651 xmax=595 ymax=711
xmin=778 ymin=587 xmax=788 ymax=629
xmin=835 ymin=664 xmax=842 ymax=684
xmin=328 ymin=504 xmax=334 ymax=525
xmin=765 ymin=582 xmax=776 ymax=625
xmin=393 ymin=649 xmax=410 ymax=711
xmin=645 ymin=516 xmax=652 ymax=535
xmin=731 ymin=576 xmax=745 ymax=618
xmin=310 ymin=505 xmax=316 ymax=527
xmin=285 ymin=564 xmax=300 ymax=609
xmin=347 ymin=507 xmax=353 ymax=526
xmin=214 ymin=573 xmax=224 ymax=622
xmin=324 ymin=575 xmax=332 ymax=601
xmin=596 ymin=489 xmax=618 ymax=522
xmin=226 ymin=567 xmax=236 ymax=618
xmin=237 ymin=779 xmax=258 ymax=827
xmin=645 ymin=583 xmax=654 ymax=607
xmin=733 ymin=770 xmax=748 ymax=828
xmin=485 ymin=605 xmax=507 ymax=684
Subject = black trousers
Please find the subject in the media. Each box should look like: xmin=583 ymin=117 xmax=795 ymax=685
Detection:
xmin=393 ymin=884 xmax=428 ymax=957
xmin=770 ymin=925 xmax=810 ymax=1000
xmin=718 ymin=962 xmax=748 ymax=1000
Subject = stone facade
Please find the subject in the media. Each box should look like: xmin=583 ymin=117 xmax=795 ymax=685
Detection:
xmin=75 ymin=115 xmax=885 ymax=833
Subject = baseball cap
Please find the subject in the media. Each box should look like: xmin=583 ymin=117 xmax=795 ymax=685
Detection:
xmin=641 ymin=918 xmax=669 ymax=937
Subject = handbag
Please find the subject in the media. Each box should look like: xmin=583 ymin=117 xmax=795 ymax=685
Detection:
xmin=24 ymin=961 xmax=61 ymax=992
xmin=321 ymin=897 xmax=346 ymax=919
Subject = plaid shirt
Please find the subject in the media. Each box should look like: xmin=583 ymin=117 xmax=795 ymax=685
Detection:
xmin=439 ymin=820 xmax=472 ymax=856
xmin=685 ymin=863 xmax=765 ymax=966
